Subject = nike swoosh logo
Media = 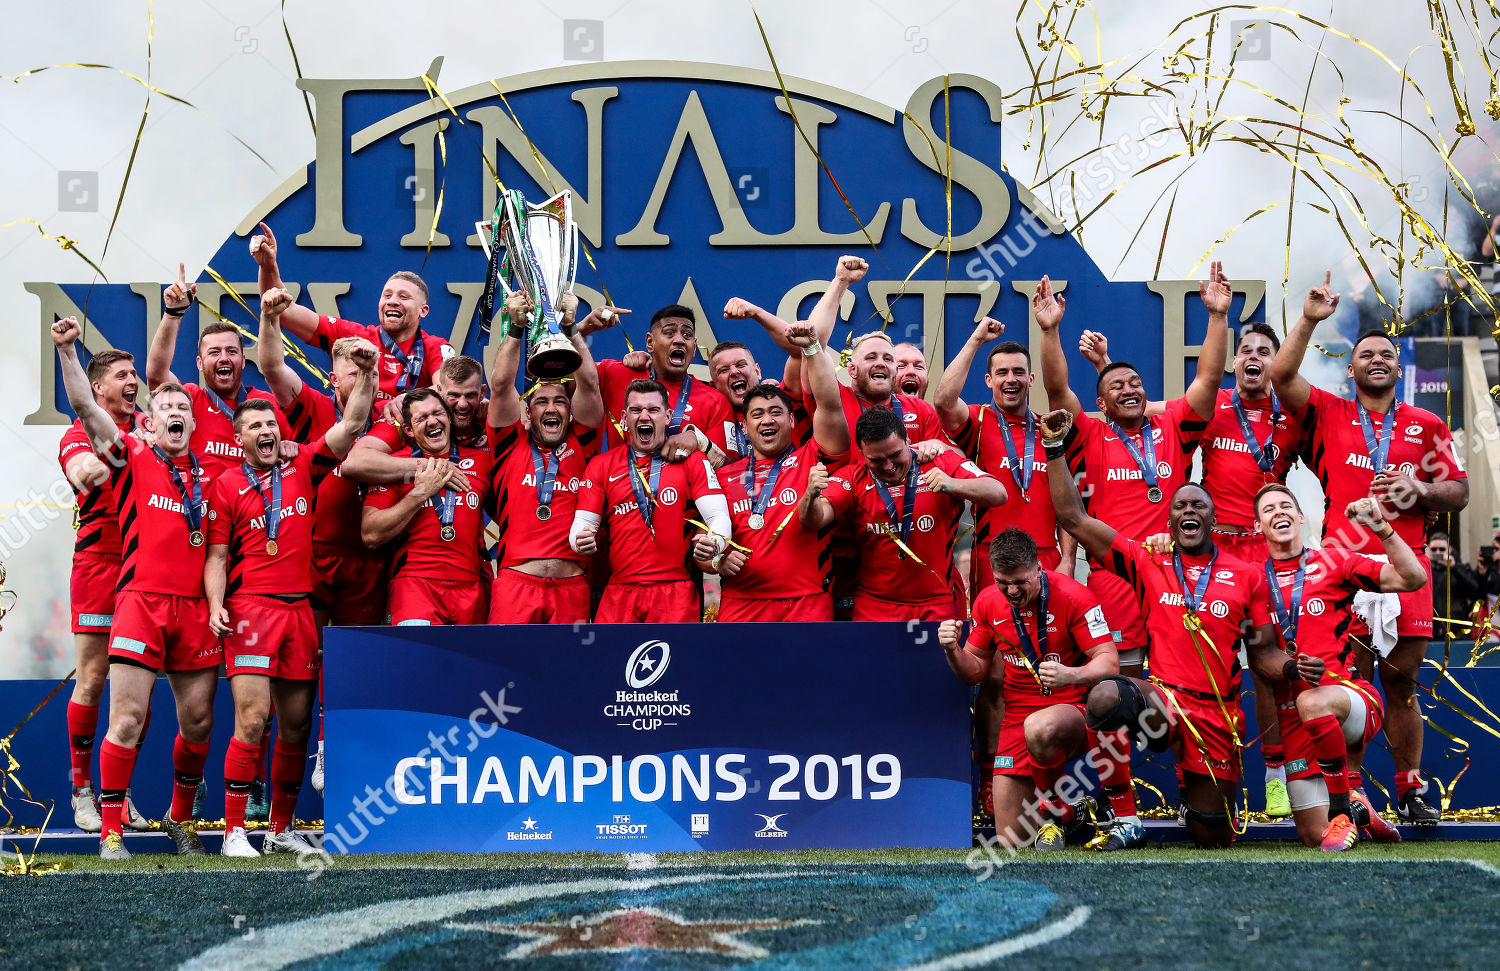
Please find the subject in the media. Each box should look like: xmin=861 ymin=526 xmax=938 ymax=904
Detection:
xmin=864 ymin=483 xmax=877 ymax=491
xmin=609 ymin=472 xmax=629 ymax=482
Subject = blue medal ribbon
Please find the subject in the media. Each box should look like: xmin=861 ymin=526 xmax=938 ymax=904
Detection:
xmin=858 ymin=392 xmax=905 ymax=428
xmin=200 ymin=385 xmax=245 ymax=423
xmin=743 ymin=446 xmax=792 ymax=527
xmin=990 ymin=405 xmax=1038 ymax=499
xmin=381 ymin=328 xmax=426 ymax=394
xmin=1230 ymin=389 xmax=1280 ymax=474
xmin=648 ymin=366 xmax=693 ymax=436
xmin=240 ymin=459 xmax=283 ymax=544
xmin=1108 ymin=418 xmax=1160 ymax=493
xmin=871 ymin=450 xmax=920 ymax=559
xmin=152 ymin=446 xmax=205 ymax=536
xmin=1265 ymin=552 xmax=1308 ymax=647
xmin=1172 ymin=548 xmax=1219 ymax=623
xmin=1356 ymin=399 xmax=1395 ymax=473
xmin=627 ymin=449 xmax=665 ymax=530
xmin=410 ymin=443 xmax=460 ymax=531
xmin=1008 ymin=571 xmax=1049 ymax=674
xmin=530 ymin=441 xmax=560 ymax=510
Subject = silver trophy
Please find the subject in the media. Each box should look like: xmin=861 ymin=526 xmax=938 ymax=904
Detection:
xmin=494 ymin=188 xmax=582 ymax=379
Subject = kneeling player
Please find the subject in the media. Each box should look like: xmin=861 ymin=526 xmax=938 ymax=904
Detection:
xmin=1256 ymin=486 xmax=1423 ymax=850
xmin=205 ymin=351 xmax=375 ymax=857
xmin=939 ymin=528 xmax=1119 ymax=848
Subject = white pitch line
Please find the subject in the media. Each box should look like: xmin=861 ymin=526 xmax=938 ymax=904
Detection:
xmin=623 ymin=852 xmax=656 ymax=870
xmin=898 ymin=906 xmax=1091 ymax=970
xmin=1463 ymin=860 xmax=1500 ymax=880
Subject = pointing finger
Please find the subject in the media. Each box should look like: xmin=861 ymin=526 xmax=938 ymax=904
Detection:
xmin=177 ymin=262 xmax=186 ymax=286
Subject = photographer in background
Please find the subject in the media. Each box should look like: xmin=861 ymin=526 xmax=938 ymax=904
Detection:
xmin=1427 ymin=532 xmax=1487 ymax=640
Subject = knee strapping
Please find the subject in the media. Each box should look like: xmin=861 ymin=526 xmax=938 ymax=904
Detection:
xmin=1184 ymin=804 xmax=1233 ymax=829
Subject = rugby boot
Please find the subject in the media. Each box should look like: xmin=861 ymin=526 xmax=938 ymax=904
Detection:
xmin=263 ymin=829 xmax=317 ymax=855
xmin=123 ymin=788 xmax=151 ymax=831
xmin=1091 ymin=817 xmax=1146 ymax=852
xmin=1033 ymin=822 xmax=1066 ymax=851
xmin=1395 ymin=792 xmax=1440 ymax=826
xmin=1263 ymin=778 xmax=1292 ymax=818
xmin=222 ymin=826 xmax=260 ymax=858
xmin=98 ymin=831 xmax=131 ymax=861
xmin=160 ymin=815 xmax=207 ymax=856
xmin=1319 ymin=813 xmax=1358 ymax=852
xmin=71 ymin=786 xmax=102 ymax=833
xmin=1350 ymin=789 xmax=1401 ymax=843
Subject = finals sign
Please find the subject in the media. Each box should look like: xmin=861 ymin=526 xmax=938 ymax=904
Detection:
xmin=27 ymin=60 xmax=1264 ymax=424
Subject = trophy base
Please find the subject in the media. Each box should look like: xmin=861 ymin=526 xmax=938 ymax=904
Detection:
xmin=526 ymin=335 xmax=582 ymax=380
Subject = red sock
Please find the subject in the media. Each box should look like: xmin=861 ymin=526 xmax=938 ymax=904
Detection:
xmin=97 ymin=739 xmax=137 ymax=840
xmin=223 ymin=737 xmax=259 ymax=831
xmin=1348 ymin=770 xmax=1364 ymax=792
xmin=269 ymin=740 xmax=307 ymax=835
xmin=169 ymin=735 xmax=210 ymax=822
xmin=1262 ymin=743 xmax=1285 ymax=769
xmin=66 ymin=701 xmax=99 ymax=789
xmin=1306 ymin=714 xmax=1350 ymax=816
xmin=256 ymin=718 xmax=273 ymax=784
xmin=1098 ymin=728 xmax=1137 ymax=817
xmin=1395 ymin=769 xmax=1422 ymax=800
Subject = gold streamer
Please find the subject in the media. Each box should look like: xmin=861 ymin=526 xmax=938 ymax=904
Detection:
xmin=198 ymin=264 xmax=330 ymax=388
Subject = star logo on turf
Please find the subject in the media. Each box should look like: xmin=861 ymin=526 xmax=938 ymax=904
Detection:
xmin=447 ymin=906 xmax=817 ymax=959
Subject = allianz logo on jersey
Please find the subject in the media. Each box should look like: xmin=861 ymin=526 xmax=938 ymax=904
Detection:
xmin=603 ymin=640 xmax=692 ymax=731
xmin=505 ymin=815 xmax=553 ymax=841
xmin=249 ymin=497 xmax=310 ymax=531
xmin=1157 ymin=592 xmax=1231 ymax=618
xmin=148 ymin=494 xmax=207 ymax=515
xmin=864 ymin=515 xmax=937 ymax=535
xmin=522 ymin=473 xmax=582 ymax=493
xmin=754 ymin=813 xmax=790 ymax=838
xmin=1210 ymin=437 xmax=1282 ymax=462
xmin=202 ymin=440 xmax=244 ymax=458
xmin=732 ymin=488 xmax=798 ymax=515
xmin=1105 ymin=461 xmax=1173 ymax=481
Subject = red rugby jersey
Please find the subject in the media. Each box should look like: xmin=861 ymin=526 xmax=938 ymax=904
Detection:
xmin=59 ymin=417 xmax=133 ymax=557
xmin=103 ymin=436 xmax=213 ymax=598
xmin=1064 ymin=398 xmax=1208 ymax=544
xmin=1265 ymin=547 xmax=1385 ymax=684
xmin=206 ymin=441 xmax=338 ymax=598
xmin=313 ymin=316 xmax=451 ymax=401
xmin=965 ymin=571 xmax=1112 ymax=708
xmin=280 ymin=383 xmax=372 ymax=556
xmin=576 ymin=449 xmax=724 ymax=583
xmin=803 ymin=385 xmax=944 ymax=469
xmin=366 ymin=414 xmax=488 ymax=452
xmin=1200 ymin=388 xmax=1302 ymax=529
xmin=489 ymin=420 xmax=602 ymax=570
xmin=951 ymin=404 xmax=1058 ymax=553
xmin=717 ymin=438 xmax=847 ymax=600
xmin=362 ymin=445 xmax=493 ymax=582
xmin=823 ymin=449 xmax=985 ymax=605
xmin=1296 ymin=387 xmax=1464 ymax=554
xmin=597 ymin=359 xmax=737 ymax=456
xmin=1100 ymin=535 xmax=1273 ymax=698
xmin=183 ymin=384 xmax=290 ymax=482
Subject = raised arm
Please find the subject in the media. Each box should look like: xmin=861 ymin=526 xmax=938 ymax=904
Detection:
xmin=248 ymin=222 xmax=320 ymax=343
xmin=1041 ymin=409 xmax=1114 ymax=561
xmin=724 ymin=297 xmax=798 ymax=355
xmin=146 ymin=263 xmax=196 ymax=389
xmin=52 ymin=318 xmax=124 ymax=452
xmin=934 ymin=317 xmax=1004 ymax=434
xmin=324 ymin=341 xmax=379 ymax=458
xmin=487 ymin=291 xmax=530 ymax=429
xmin=797 ymin=462 xmax=838 ymax=530
xmin=786 ymin=322 xmax=851 ymax=456
xmin=1078 ymin=330 xmax=1166 ymax=417
xmin=810 ymin=255 xmax=868 ymax=345
xmin=1033 ymin=276 xmax=1082 ymax=416
xmin=257 ymin=287 xmax=304 ymax=408
xmin=561 ymin=292 xmax=604 ymax=428
xmin=1346 ymin=498 xmax=1430 ymax=592
xmin=938 ymin=621 xmax=992 ymax=686
xmin=1185 ymin=261 xmax=1232 ymax=418
xmin=1272 ymin=269 xmax=1339 ymax=414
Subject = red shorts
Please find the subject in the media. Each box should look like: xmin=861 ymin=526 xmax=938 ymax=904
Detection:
xmin=851 ymin=592 xmax=965 ymax=623
xmin=1215 ymin=530 xmax=1268 ymax=564
xmin=70 ymin=551 xmax=121 ymax=634
xmin=971 ymin=542 xmax=1062 ymax=595
xmin=310 ymin=547 xmax=388 ymax=625
xmin=719 ymin=594 xmax=833 ymax=623
xmin=1278 ymin=679 xmax=1385 ymax=781
xmin=1349 ymin=552 xmax=1434 ymax=642
xmin=1155 ymin=683 xmax=1245 ymax=783
xmin=831 ymin=535 xmax=859 ymax=620
xmin=224 ymin=595 xmax=319 ymax=679
xmin=109 ymin=591 xmax=221 ymax=673
xmin=1085 ymin=567 xmax=1146 ymax=653
xmin=596 ymin=580 xmax=700 ymax=623
xmin=993 ymin=701 xmax=1086 ymax=777
xmin=489 ymin=570 xmax=591 ymax=624
xmin=389 ymin=575 xmax=486 ymax=626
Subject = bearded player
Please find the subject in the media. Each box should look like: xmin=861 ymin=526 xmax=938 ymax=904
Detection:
xmin=57 ymin=348 xmax=151 ymax=834
xmin=1044 ymin=408 xmax=1319 ymax=850
xmin=487 ymin=290 xmax=604 ymax=623
xmin=362 ymin=389 xmax=493 ymax=625
xmin=54 ymin=317 xmax=221 ymax=860
xmin=1272 ymin=271 xmax=1469 ymax=823
xmin=893 ymin=342 xmax=928 ymax=398
xmin=1078 ymin=321 xmax=1304 ymax=817
xmin=800 ymin=407 xmax=1004 ymax=621
xmin=204 ymin=356 xmax=375 ymax=857
xmin=696 ymin=322 xmax=850 ymax=621
xmin=938 ymin=527 xmax=1119 ymax=850
xmin=934 ymin=316 xmax=1080 ymax=823
xmin=571 ymin=379 xmax=732 ymax=622
xmin=1253 ymin=485 xmax=1423 ymax=850
xmin=250 ymin=221 xmax=454 ymax=400
xmin=146 ymin=262 xmax=291 ymax=481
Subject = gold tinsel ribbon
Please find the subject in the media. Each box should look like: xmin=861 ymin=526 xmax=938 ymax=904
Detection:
xmin=197 ymin=265 xmax=330 ymax=389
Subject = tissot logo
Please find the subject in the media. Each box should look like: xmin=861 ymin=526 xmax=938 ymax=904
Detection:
xmin=626 ymin=640 xmax=671 ymax=689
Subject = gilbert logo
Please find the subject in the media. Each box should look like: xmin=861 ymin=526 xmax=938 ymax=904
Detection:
xmin=754 ymin=814 xmax=789 ymax=838
xmin=626 ymin=640 xmax=671 ymax=689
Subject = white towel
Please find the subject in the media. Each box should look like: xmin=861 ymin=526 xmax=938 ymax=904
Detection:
xmin=1349 ymin=553 xmax=1399 ymax=657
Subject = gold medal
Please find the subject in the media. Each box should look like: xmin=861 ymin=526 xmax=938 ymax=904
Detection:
xmin=440 ymin=524 xmax=456 ymax=542
xmin=189 ymin=530 xmax=205 ymax=547
xmin=265 ymin=539 xmax=278 ymax=556
xmin=1183 ymin=612 xmax=1202 ymax=632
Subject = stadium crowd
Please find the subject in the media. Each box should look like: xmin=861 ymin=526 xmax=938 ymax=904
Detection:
xmin=52 ymin=238 xmax=1468 ymax=859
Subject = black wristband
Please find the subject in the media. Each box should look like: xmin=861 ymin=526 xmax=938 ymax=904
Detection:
xmin=506 ymin=322 xmax=526 ymax=340
xmin=1282 ymin=658 xmax=1299 ymax=682
xmin=1044 ymin=441 xmax=1067 ymax=460
xmin=560 ymin=319 xmax=578 ymax=338
xmin=163 ymin=304 xmax=189 ymax=317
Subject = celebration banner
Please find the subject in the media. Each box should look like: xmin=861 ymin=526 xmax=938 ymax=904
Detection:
xmin=322 ymin=622 xmax=972 ymax=853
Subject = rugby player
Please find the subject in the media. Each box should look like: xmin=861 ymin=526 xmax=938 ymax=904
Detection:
xmin=939 ymin=527 xmax=1120 ymax=849
xmin=697 ymin=322 xmax=850 ymax=621
xmin=54 ymin=317 xmax=221 ymax=860
xmin=250 ymin=221 xmax=454 ymax=400
xmin=1272 ymin=271 xmax=1469 ymax=823
xmin=362 ymin=389 xmax=493 ymax=625
xmin=204 ymin=351 xmax=375 ymax=857
xmin=705 ymin=331 xmax=810 ymax=454
xmin=487 ymin=290 xmax=604 ymax=624
xmin=1078 ymin=321 xmax=1304 ymax=817
xmin=571 ymin=379 xmax=732 ymax=622
xmin=145 ymin=262 xmax=291 ymax=481
xmin=934 ymin=316 xmax=1080 ymax=823
xmin=892 ymin=341 xmax=928 ymax=398
xmin=800 ymin=406 xmax=1005 ymax=622
xmin=1254 ymin=485 xmax=1423 ymax=849
xmin=57 ymin=348 xmax=151 ymax=833
xmin=1044 ymin=408 xmax=1320 ymax=850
